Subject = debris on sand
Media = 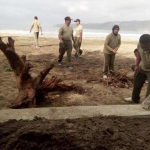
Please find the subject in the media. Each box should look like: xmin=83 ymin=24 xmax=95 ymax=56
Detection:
xmin=101 ymin=70 xmax=133 ymax=88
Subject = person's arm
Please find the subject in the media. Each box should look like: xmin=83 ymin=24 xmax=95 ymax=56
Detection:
xmin=30 ymin=25 xmax=34 ymax=33
xmin=72 ymin=34 xmax=75 ymax=43
xmin=78 ymin=26 xmax=83 ymax=43
xmin=58 ymin=34 xmax=63 ymax=43
xmin=79 ymin=31 xmax=82 ymax=43
xmin=38 ymin=22 xmax=43 ymax=35
xmin=115 ymin=35 xmax=121 ymax=50
xmin=134 ymin=50 xmax=141 ymax=74
xmin=104 ymin=35 xmax=114 ymax=52
xmin=72 ymin=28 xmax=75 ymax=43
xmin=40 ymin=27 xmax=43 ymax=35
xmin=58 ymin=27 xmax=63 ymax=43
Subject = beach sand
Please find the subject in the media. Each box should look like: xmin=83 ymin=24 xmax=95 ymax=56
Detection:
xmin=0 ymin=35 xmax=147 ymax=109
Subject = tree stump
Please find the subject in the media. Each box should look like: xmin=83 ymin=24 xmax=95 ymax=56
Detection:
xmin=0 ymin=37 xmax=75 ymax=108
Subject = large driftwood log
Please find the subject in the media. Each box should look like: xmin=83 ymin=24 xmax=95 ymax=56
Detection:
xmin=0 ymin=37 xmax=75 ymax=108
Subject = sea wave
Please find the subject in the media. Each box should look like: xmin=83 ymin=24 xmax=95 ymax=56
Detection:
xmin=0 ymin=29 xmax=144 ymax=40
xmin=0 ymin=30 xmax=56 ymax=36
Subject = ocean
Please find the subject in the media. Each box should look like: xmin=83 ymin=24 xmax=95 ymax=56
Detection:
xmin=0 ymin=25 xmax=148 ymax=41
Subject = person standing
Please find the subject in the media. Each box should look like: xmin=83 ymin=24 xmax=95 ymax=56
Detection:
xmin=124 ymin=34 xmax=150 ymax=104
xmin=73 ymin=19 xmax=83 ymax=58
xmin=30 ymin=16 xmax=43 ymax=48
xmin=58 ymin=16 xmax=75 ymax=70
xmin=103 ymin=25 xmax=121 ymax=78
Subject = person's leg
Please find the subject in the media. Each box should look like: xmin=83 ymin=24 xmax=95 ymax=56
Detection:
xmin=132 ymin=68 xmax=147 ymax=103
xmin=37 ymin=32 xmax=39 ymax=46
xmin=66 ymin=41 xmax=73 ymax=67
xmin=76 ymin=37 xmax=81 ymax=57
xmin=58 ymin=42 xmax=66 ymax=63
xmin=74 ymin=37 xmax=80 ymax=58
xmin=34 ymin=32 xmax=39 ymax=46
xmin=37 ymin=32 xmax=39 ymax=39
xmin=109 ymin=54 xmax=115 ymax=71
xmin=103 ymin=53 xmax=111 ymax=75
xmin=78 ymin=38 xmax=82 ymax=55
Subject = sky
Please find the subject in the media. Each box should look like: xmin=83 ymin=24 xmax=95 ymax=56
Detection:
xmin=1 ymin=0 xmax=150 ymax=28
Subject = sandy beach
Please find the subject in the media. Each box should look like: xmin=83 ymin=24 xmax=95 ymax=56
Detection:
xmin=0 ymin=35 xmax=147 ymax=109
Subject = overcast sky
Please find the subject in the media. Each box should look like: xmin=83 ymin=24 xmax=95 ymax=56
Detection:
xmin=1 ymin=0 xmax=150 ymax=27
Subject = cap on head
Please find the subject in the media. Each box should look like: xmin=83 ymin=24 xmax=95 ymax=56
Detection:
xmin=140 ymin=34 xmax=150 ymax=44
xmin=34 ymin=16 xmax=38 ymax=20
xmin=112 ymin=25 xmax=119 ymax=31
xmin=74 ymin=19 xmax=81 ymax=22
xmin=65 ymin=16 xmax=72 ymax=21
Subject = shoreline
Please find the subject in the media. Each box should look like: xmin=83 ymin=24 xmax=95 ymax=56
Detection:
xmin=0 ymin=33 xmax=138 ymax=42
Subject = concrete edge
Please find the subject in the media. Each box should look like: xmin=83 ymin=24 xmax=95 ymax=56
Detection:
xmin=0 ymin=105 xmax=150 ymax=123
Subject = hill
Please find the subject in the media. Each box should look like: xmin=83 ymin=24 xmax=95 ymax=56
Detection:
xmin=54 ymin=20 xmax=150 ymax=31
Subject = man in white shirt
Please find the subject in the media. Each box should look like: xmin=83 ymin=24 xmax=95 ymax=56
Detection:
xmin=73 ymin=19 xmax=83 ymax=58
xmin=30 ymin=16 xmax=43 ymax=48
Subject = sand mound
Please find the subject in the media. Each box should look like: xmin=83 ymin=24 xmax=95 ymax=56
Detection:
xmin=0 ymin=116 xmax=150 ymax=150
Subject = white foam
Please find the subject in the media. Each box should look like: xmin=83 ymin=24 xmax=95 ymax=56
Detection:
xmin=0 ymin=30 xmax=30 ymax=35
xmin=0 ymin=28 xmax=144 ymax=40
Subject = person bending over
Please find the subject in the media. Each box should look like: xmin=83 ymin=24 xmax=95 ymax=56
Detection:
xmin=124 ymin=34 xmax=150 ymax=103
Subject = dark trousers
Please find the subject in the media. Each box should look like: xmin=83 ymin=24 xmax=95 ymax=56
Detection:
xmin=132 ymin=66 xmax=150 ymax=103
xmin=103 ymin=53 xmax=115 ymax=75
xmin=58 ymin=40 xmax=72 ymax=66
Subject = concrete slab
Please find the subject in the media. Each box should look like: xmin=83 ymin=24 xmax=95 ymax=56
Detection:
xmin=0 ymin=105 xmax=150 ymax=122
